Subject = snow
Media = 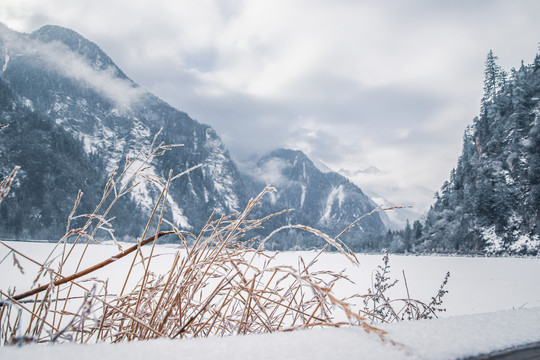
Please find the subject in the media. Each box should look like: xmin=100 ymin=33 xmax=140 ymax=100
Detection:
xmin=2 ymin=49 xmax=9 ymax=73
xmin=268 ymin=190 xmax=278 ymax=205
xmin=509 ymin=233 xmax=540 ymax=254
xmin=482 ymin=226 xmax=504 ymax=254
xmin=383 ymin=307 xmax=540 ymax=359
xmin=130 ymin=120 xmax=151 ymax=140
xmin=123 ymin=159 xmax=157 ymax=211
xmin=53 ymin=101 xmax=68 ymax=113
xmin=276 ymin=251 xmax=540 ymax=316
xmin=166 ymin=196 xmax=191 ymax=229
xmin=1 ymin=242 xmax=540 ymax=358
xmin=1 ymin=307 xmax=539 ymax=359
xmin=320 ymin=185 xmax=345 ymax=224
xmin=22 ymin=98 xmax=34 ymax=111
xmin=481 ymin=218 xmax=540 ymax=255
xmin=203 ymin=130 xmax=240 ymax=212
xmin=520 ymin=137 xmax=532 ymax=148
xmin=2 ymin=243 xmax=539 ymax=318
xmin=503 ymin=169 xmax=514 ymax=185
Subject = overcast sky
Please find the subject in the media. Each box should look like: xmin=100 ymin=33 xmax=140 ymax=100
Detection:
xmin=1 ymin=0 xmax=540 ymax=222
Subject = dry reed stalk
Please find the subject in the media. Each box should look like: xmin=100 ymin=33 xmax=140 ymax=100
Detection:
xmin=0 ymin=135 xmax=194 ymax=343
xmin=0 ymin=290 xmax=60 ymax=335
xmin=1 ymin=231 xmax=174 ymax=302
xmin=0 ymin=240 xmax=167 ymax=339
xmin=0 ymin=166 xmax=19 ymax=206
xmin=51 ymin=135 xmax=192 ymax=333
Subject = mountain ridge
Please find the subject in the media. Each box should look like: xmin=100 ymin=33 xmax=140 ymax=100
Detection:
xmin=242 ymin=148 xmax=386 ymax=250
xmin=0 ymin=23 xmax=385 ymax=246
xmin=30 ymin=25 xmax=128 ymax=79
xmin=0 ymin=23 xmax=247 ymax=238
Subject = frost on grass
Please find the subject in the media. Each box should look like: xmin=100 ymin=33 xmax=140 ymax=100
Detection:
xmin=362 ymin=250 xmax=450 ymax=323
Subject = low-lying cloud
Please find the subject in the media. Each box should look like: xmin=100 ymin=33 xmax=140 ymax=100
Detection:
xmin=1 ymin=26 xmax=145 ymax=108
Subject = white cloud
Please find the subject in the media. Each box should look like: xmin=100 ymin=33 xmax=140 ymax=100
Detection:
xmin=1 ymin=28 xmax=145 ymax=107
xmin=251 ymin=157 xmax=288 ymax=186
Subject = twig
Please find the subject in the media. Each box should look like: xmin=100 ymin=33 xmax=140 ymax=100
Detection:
xmin=1 ymin=231 xmax=174 ymax=302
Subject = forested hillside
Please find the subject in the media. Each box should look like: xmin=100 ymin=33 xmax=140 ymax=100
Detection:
xmin=379 ymin=50 xmax=540 ymax=255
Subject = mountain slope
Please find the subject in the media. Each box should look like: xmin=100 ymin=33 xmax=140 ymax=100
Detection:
xmin=0 ymin=77 xmax=106 ymax=238
xmin=416 ymin=51 xmax=540 ymax=255
xmin=243 ymin=149 xmax=386 ymax=250
xmin=0 ymin=24 xmax=245 ymax=239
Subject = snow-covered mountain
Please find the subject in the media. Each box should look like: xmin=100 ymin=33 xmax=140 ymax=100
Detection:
xmin=0 ymin=23 xmax=385 ymax=244
xmin=243 ymin=149 xmax=386 ymax=250
xmin=0 ymin=24 xmax=245 ymax=239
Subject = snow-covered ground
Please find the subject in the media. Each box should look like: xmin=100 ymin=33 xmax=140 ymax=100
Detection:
xmin=2 ymin=307 xmax=540 ymax=360
xmin=1 ymin=241 xmax=540 ymax=359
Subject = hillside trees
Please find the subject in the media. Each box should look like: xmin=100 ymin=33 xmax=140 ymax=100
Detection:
xmin=362 ymin=49 xmax=540 ymax=255
xmin=414 ymin=49 xmax=540 ymax=255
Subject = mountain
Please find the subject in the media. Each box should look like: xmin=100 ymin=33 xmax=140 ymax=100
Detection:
xmin=0 ymin=24 xmax=245 ymax=239
xmin=243 ymin=149 xmax=386 ymax=250
xmin=0 ymin=24 xmax=385 ymax=245
xmin=413 ymin=50 xmax=540 ymax=255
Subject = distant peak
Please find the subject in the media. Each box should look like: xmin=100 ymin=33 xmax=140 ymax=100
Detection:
xmin=32 ymin=24 xmax=82 ymax=41
xmin=30 ymin=25 xmax=94 ymax=52
xmin=264 ymin=148 xmax=309 ymax=162
xmin=30 ymin=24 xmax=127 ymax=78
xmin=0 ymin=22 xmax=20 ymax=38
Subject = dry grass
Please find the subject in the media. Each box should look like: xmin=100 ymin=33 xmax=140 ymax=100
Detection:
xmin=362 ymin=249 xmax=450 ymax=323
xmin=0 ymin=133 xmax=447 ymax=346
xmin=0 ymin=127 xmax=19 ymax=207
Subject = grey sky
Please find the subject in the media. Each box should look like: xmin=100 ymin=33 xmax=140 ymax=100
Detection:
xmin=1 ymin=0 xmax=539 ymax=224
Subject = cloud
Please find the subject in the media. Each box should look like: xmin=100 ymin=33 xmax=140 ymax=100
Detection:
xmin=245 ymin=156 xmax=289 ymax=187
xmin=1 ymin=27 xmax=145 ymax=107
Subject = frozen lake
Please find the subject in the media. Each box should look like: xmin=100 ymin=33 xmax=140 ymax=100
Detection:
xmin=1 ymin=240 xmax=540 ymax=359
xmin=1 ymin=241 xmax=539 ymax=318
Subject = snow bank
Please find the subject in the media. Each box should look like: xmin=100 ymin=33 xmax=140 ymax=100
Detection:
xmin=382 ymin=306 xmax=540 ymax=359
xmin=2 ymin=307 xmax=539 ymax=360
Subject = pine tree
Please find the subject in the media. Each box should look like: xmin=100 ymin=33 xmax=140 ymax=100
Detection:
xmin=481 ymin=50 xmax=506 ymax=115
xmin=403 ymin=220 xmax=412 ymax=252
